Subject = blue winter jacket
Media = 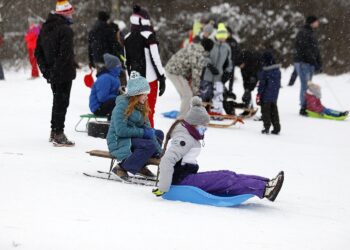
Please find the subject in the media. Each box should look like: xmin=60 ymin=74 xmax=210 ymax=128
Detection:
xmin=89 ymin=67 xmax=121 ymax=113
xmin=106 ymin=95 xmax=162 ymax=161
xmin=258 ymin=64 xmax=281 ymax=103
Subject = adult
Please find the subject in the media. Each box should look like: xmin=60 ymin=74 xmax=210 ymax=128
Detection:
xmin=88 ymin=11 xmax=119 ymax=69
xmin=153 ymin=96 xmax=284 ymax=202
xmin=107 ymin=71 xmax=163 ymax=179
xmin=0 ymin=33 xmax=4 ymax=80
xmin=89 ymin=53 xmax=121 ymax=120
xmin=35 ymin=0 xmax=76 ymax=146
xmin=225 ymin=26 xmax=241 ymax=93
xmin=24 ymin=17 xmax=40 ymax=79
xmin=123 ymin=4 xmax=166 ymax=127
xmin=294 ymin=15 xmax=322 ymax=116
xmin=201 ymin=23 xmax=232 ymax=115
xmin=165 ymin=38 xmax=214 ymax=119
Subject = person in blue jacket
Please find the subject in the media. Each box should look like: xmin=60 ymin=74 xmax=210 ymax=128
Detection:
xmin=106 ymin=71 xmax=164 ymax=179
xmin=256 ymin=51 xmax=281 ymax=135
xmin=89 ymin=53 xmax=121 ymax=120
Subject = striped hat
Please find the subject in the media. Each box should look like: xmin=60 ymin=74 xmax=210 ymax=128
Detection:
xmin=215 ymin=23 xmax=228 ymax=40
xmin=55 ymin=0 xmax=74 ymax=16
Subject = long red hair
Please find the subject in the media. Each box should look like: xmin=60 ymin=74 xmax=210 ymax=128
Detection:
xmin=124 ymin=96 xmax=150 ymax=120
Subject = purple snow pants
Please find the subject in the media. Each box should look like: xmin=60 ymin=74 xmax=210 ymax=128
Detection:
xmin=179 ymin=170 xmax=269 ymax=198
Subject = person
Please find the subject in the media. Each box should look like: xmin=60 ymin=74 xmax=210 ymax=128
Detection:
xmin=35 ymin=0 xmax=76 ymax=146
xmin=165 ymin=38 xmax=214 ymax=119
xmin=0 ymin=33 xmax=4 ymax=80
xmin=201 ymin=23 xmax=232 ymax=115
xmin=257 ymin=51 xmax=281 ymax=134
xmin=225 ymin=26 xmax=241 ymax=94
xmin=236 ymin=49 xmax=262 ymax=113
xmin=88 ymin=11 xmax=119 ymax=69
xmin=305 ymin=82 xmax=348 ymax=117
xmin=124 ymin=4 xmax=166 ymax=128
xmin=288 ymin=67 xmax=298 ymax=86
xmin=107 ymin=71 xmax=164 ymax=179
xmin=24 ymin=17 xmax=40 ymax=79
xmin=294 ymin=15 xmax=322 ymax=116
xmin=89 ymin=53 xmax=121 ymax=120
xmin=152 ymin=96 xmax=284 ymax=202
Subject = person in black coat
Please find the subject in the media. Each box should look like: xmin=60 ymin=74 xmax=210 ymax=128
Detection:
xmin=88 ymin=11 xmax=119 ymax=68
xmin=294 ymin=15 xmax=322 ymax=116
xmin=35 ymin=0 xmax=76 ymax=146
xmin=257 ymin=51 xmax=281 ymax=135
xmin=225 ymin=26 xmax=241 ymax=93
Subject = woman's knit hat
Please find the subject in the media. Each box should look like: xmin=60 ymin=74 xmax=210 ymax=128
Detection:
xmin=307 ymin=82 xmax=321 ymax=98
xmin=215 ymin=23 xmax=228 ymax=40
xmin=55 ymin=0 xmax=74 ymax=16
xmin=103 ymin=53 xmax=121 ymax=70
xmin=125 ymin=71 xmax=150 ymax=96
xmin=130 ymin=4 xmax=151 ymax=26
xmin=184 ymin=97 xmax=210 ymax=126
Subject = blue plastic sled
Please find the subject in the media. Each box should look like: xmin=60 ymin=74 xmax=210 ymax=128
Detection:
xmin=162 ymin=185 xmax=255 ymax=207
xmin=162 ymin=110 xmax=179 ymax=119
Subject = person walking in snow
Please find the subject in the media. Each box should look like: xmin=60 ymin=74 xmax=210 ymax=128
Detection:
xmin=201 ymin=23 xmax=232 ymax=115
xmin=24 ymin=18 xmax=40 ymax=79
xmin=89 ymin=53 xmax=122 ymax=120
xmin=0 ymin=33 xmax=5 ymax=80
xmin=294 ymin=15 xmax=322 ymax=116
xmin=123 ymin=4 xmax=166 ymax=128
xmin=165 ymin=38 xmax=214 ymax=119
xmin=107 ymin=71 xmax=164 ymax=180
xmin=35 ymin=0 xmax=76 ymax=146
xmin=305 ymin=82 xmax=348 ymax=118
xmin=225 ymin=26 xmax=241 ymax=94
xmin=257 ymin=51 xmax=281 ymax=135
xmin=152 ymin=96 xmax=284 ymax=202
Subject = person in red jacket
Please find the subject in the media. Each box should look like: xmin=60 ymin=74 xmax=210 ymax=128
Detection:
xmin=25 ymin=18 xmax=41 ymax=79
xmin=305 ymin=82 xmax=348 ymax=117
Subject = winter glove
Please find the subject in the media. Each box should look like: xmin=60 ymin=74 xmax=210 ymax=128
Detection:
xmin=207 ymin=64 xmax=219 ymax=75
xmin=152 ymin=188 xmax=165 ymax=197
xmin=256 ymin=94 xmax=261 ymax=106
xmin=143 ymin=128 xmax=155 ymax=139
xmin=221 ymin=71 xmax=232 ymax=83
xmin=158 ymin=75 xmax=166 ymax=96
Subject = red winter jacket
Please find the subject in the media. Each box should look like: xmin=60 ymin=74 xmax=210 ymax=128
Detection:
xmin=25 ymin=25 xmax=40 ymax=50
xmin=305 ymin=92 xmax=324 ymax=113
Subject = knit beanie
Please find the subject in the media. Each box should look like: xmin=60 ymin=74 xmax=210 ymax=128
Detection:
xmin=103 ymin=53 xmax=121 ymax=70
xmin=203 ymin=23 xmax=214 ymax=35
xmin=98 ymin=11 xmax=110 ymax=22
xmin=261 ymin=51 xmax=276 ymax=67
xmin=215 ymin=23 xmax=228 ymax=40
xmin=307 ymin=82 xmax=321 ymax=99
xmin=55 ymin=0 xmax=74 ymax=16
xmin=184 ymin=97 xmax=210 ymax=126
xmin=306 ymin=15 xmax=318 ymax=25
xmin=130 ymin=4 xmax=151 ymax=26
xmin=125 ymin=71 xmax=150 ymax=96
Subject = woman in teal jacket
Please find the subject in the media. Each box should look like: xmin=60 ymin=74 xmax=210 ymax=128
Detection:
xmin=106 ymin=71 xmax=163 ymax=179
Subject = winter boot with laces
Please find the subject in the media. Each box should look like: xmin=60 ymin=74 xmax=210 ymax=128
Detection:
xmin=111 ymin=165 xmax=129 ymax=180
xmin=138 ymin=166 xmax=156 ymax=179
xmin=52 ymin=132 xmax=75 ymax=147
xmin=264 ymin=171 xmax=284 ymax=202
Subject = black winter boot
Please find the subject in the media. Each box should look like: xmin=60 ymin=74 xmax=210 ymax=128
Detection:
xmin=52 ymin=133 xmax=75 ymax=147
xmin=264 ymin=171 xmax=284 ymax=202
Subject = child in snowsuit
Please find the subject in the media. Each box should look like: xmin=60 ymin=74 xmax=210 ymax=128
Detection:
xmin=24 ymin=18 xmax=40 ymax=79
xmin=257 ymin=51 xmax=281 ymax=134
xmin=89 ymin=53 xmax=121 ymax=120
xmin=152 ymin=96 xmax=284 ymax=202
xmin=107 ymin=71 xmax=164 ymax=179
xmin=305 ymin=82 xmax=348 ymax=117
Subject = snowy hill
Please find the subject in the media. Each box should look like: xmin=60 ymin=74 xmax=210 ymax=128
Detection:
xmin=0 ymin=68 xmax=349 ymax=249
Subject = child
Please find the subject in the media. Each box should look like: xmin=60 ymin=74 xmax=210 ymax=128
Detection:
xmin=107 ymin=71 xmax=164 ymax=179
xmin=152 ymin=97 xmax=284 ymax=202
xmin=305 ymin=82 xmax=348 ymax=117
xmin=24 ymin=17 xmax=40 ymax=79
xmin=257 ymin=51 xmax=281 ymax=134
xmin=89 ymin=53 xmax=121 ymax=120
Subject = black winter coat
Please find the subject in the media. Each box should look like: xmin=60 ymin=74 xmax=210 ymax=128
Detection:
xmin=237 ymin=50 xmax=262 ymax=91
xmin=35 ymin=13 xmax=76 ymax=83
xmin=294 ymin=25 xmax=322 ymax=68
xmin=88 ymin=20 xmax=119 ymax=65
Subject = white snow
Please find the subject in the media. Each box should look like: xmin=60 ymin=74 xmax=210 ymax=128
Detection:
xmin=0 ymin=67 xmax=350 ymax=250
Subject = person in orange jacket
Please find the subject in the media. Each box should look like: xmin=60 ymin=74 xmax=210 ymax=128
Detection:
xmin=24 ymin=18 xmax=41 ymax=79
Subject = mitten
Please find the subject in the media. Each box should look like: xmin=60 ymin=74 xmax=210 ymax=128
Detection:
xmin=158 ymin=75 xmax=166 ymax=96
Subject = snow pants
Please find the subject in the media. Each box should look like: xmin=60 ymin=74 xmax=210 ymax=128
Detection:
xmin=50 ymin=81 xmax=72 ymax=133
xmin=120 ymin=129 xmax=164 ymax=175
xmin=261 ymin=102 xmax=281 ymax=132
xmin=28 ymin=48 xmax=39 ymax=77
xmin=93 ymin=98 xmax=116 ymax=121
xmin=166 ymin=71 xmax=193 ymax=119
xmin=147 ymin=80 xmax=158 ymax=128
xmin=211 ymin=81 xmax=224 ymax=114
xmin=323 ymin=108 xmax=343 ymax=117
xmin=179 ymin=170 xmax=269 ymax=198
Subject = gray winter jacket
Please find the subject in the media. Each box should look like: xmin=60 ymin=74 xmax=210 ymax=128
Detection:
xmin=158 ymin=124 xmax=201 ymax=192
xmin=202 ymin=41 xmax=232 ymax=83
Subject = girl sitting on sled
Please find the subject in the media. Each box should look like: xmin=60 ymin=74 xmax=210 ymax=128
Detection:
xmin=152 ymin=97 xmax=284 ymax=202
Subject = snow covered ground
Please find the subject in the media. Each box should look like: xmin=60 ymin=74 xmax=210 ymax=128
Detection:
xmin=0 ymin=67 xmax=349 ymax=250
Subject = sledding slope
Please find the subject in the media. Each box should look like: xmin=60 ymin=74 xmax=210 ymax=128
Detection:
xmin=0 ymin=67 xmax=349 ymax=250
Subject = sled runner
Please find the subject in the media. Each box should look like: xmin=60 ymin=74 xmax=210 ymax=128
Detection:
xmin=162 ymin=185 xmax=255 ymax=207
xmin=75 ymin=113 xmax=108 ymax=132
xmin=306 ymin=110 xmax=348 ymax=121
xmin=208 ymin=114 xmax=244 ymax=128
